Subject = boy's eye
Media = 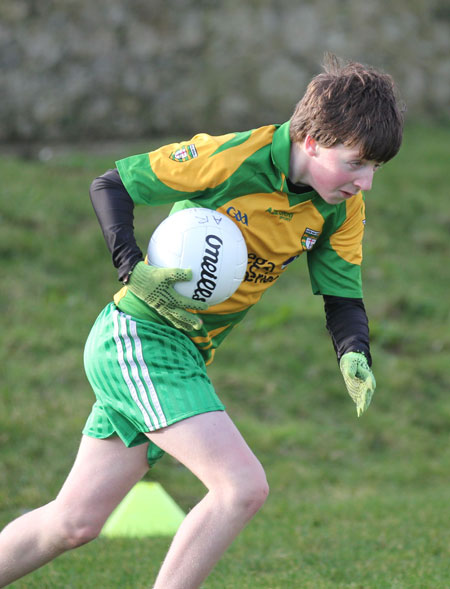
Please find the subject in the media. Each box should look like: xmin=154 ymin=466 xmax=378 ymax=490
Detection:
xmin=349 ymin=161 xmax=383 ymax=171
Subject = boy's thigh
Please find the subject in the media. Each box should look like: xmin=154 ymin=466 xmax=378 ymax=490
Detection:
xmin=83 ymin=304 xmax=225 ymax=466
xmin=145 ymin=411 xmax=266 ymax=490
xmin=55 ymin=435 xmax=150 ymax=525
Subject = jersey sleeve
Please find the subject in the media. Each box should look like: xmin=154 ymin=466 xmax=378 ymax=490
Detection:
xmin=116 ymin=132 xmax=245 ymax=206
xmin=307 ymin=193 xmax=366 ymax=298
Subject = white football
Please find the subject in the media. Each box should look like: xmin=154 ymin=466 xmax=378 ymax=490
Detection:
xmin=147 ymin=207 xmax=248 ymax=305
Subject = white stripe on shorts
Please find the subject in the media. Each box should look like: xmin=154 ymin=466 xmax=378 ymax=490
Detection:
xmin=112 ymin=309 xmax=167 ymax=431
xmin=128 ymin=318 xmax=167 ymax=428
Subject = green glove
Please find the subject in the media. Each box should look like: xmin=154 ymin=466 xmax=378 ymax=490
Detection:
xmin=126 ymin=261 xmax=208 ymax=331
xmin=339 ymin=352 xmax=376 ymax=417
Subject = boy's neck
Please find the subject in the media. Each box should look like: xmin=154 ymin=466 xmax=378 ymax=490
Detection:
xmin=288 ymin=140 xmax=311 ymax=187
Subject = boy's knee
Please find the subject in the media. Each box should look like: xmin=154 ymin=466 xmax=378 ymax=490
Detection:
xmin=60 ymin=521 xmax=101 ymax=550
xmin=51 ymin=504 xmax=102 ymax=550
xmin=223 ymin=463 xmax=269 ymax=516
xmin=242 ymin=473 xmax=270 ymax=514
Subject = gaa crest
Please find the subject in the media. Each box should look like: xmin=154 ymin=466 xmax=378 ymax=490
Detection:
xmin=301 ymin=227 xmax=320 ymax=250
xmin=169 ymin=143 xmax=199 ymax=162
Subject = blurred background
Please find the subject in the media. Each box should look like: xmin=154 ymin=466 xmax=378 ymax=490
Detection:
xmin=1 ymin=0 xmax=448 ymax=145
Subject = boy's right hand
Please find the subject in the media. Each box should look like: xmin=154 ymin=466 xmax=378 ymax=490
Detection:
xmin=126 ymin=261 xmax=208 ymax=331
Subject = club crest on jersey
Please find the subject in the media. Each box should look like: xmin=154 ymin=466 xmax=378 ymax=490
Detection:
xmin=301 ymin=227 xmax=320 ymax=250
xmin=169 ymin=144 xmax=198 ymax=162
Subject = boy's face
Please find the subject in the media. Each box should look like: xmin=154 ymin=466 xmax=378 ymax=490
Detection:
xmin=291 ymin=136 xmax=381 ymax=205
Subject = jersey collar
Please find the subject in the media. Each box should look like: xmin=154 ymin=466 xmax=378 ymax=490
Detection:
xmin=271 ymin=120 xmax=291 ymax=177
xmin=271 ymin=120 xmax=316 ymax=203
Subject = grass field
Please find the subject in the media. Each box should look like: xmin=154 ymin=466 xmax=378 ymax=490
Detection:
xmin=1 ymin=122 xmax=449 ymax=588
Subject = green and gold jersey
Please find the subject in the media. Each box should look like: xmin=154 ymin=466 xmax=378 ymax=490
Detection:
xmin=114 ymin=121 xmax=366 ymax=364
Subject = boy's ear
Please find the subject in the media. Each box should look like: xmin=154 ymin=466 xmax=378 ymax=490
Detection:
xmin=305 ymin=135 xmax=319 ymax=157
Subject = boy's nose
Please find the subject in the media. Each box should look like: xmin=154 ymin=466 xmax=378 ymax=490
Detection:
xmin=354 ymin=168 xmax=374 ymax=192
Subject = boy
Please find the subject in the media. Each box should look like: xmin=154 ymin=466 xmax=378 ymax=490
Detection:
xmin=0 ymin=54 xmax=404 ymax=588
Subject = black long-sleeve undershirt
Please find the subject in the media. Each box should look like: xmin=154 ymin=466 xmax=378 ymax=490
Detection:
xmin=89 ymin=168 xmax=143 ymax=281
xmin=323 ymin=295 xmax=371 ymax=365
xmin=89 ymin=168 xmax=371 ymax=364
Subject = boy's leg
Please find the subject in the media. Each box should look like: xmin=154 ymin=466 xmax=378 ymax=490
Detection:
xmin=0 ymin=412 xmax=268 ymax=589
xmin=147 ymin=411 xmax=269 ymax=589
xmin=0 ymin=435 xmax=149 ymax=587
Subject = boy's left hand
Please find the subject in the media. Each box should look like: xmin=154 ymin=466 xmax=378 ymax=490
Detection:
xmin=339 ymin=352 xmax=376 ymax=416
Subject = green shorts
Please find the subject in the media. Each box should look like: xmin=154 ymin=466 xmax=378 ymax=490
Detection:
xmin=83 ymin=303 xmax=225 ymax=466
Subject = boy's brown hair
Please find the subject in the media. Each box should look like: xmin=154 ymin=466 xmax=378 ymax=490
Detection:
xmin=290 ymin=53 xmax=405 ymax=163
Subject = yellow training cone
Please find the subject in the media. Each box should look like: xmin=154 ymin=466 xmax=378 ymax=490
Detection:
xmin=101 ymin=481 xmax=185 ymax=538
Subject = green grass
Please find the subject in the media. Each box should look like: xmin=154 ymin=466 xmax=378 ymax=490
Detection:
xmin=1 ymin=122 xmax=449 ymax=588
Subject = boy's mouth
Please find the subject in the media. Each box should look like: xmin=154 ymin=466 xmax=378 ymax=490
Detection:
xmin=339 ymin=189 xmax=355 ymax=199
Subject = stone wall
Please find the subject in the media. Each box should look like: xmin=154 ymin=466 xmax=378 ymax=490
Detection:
xmin=1 ymin=0 xmax=448 ymax=141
